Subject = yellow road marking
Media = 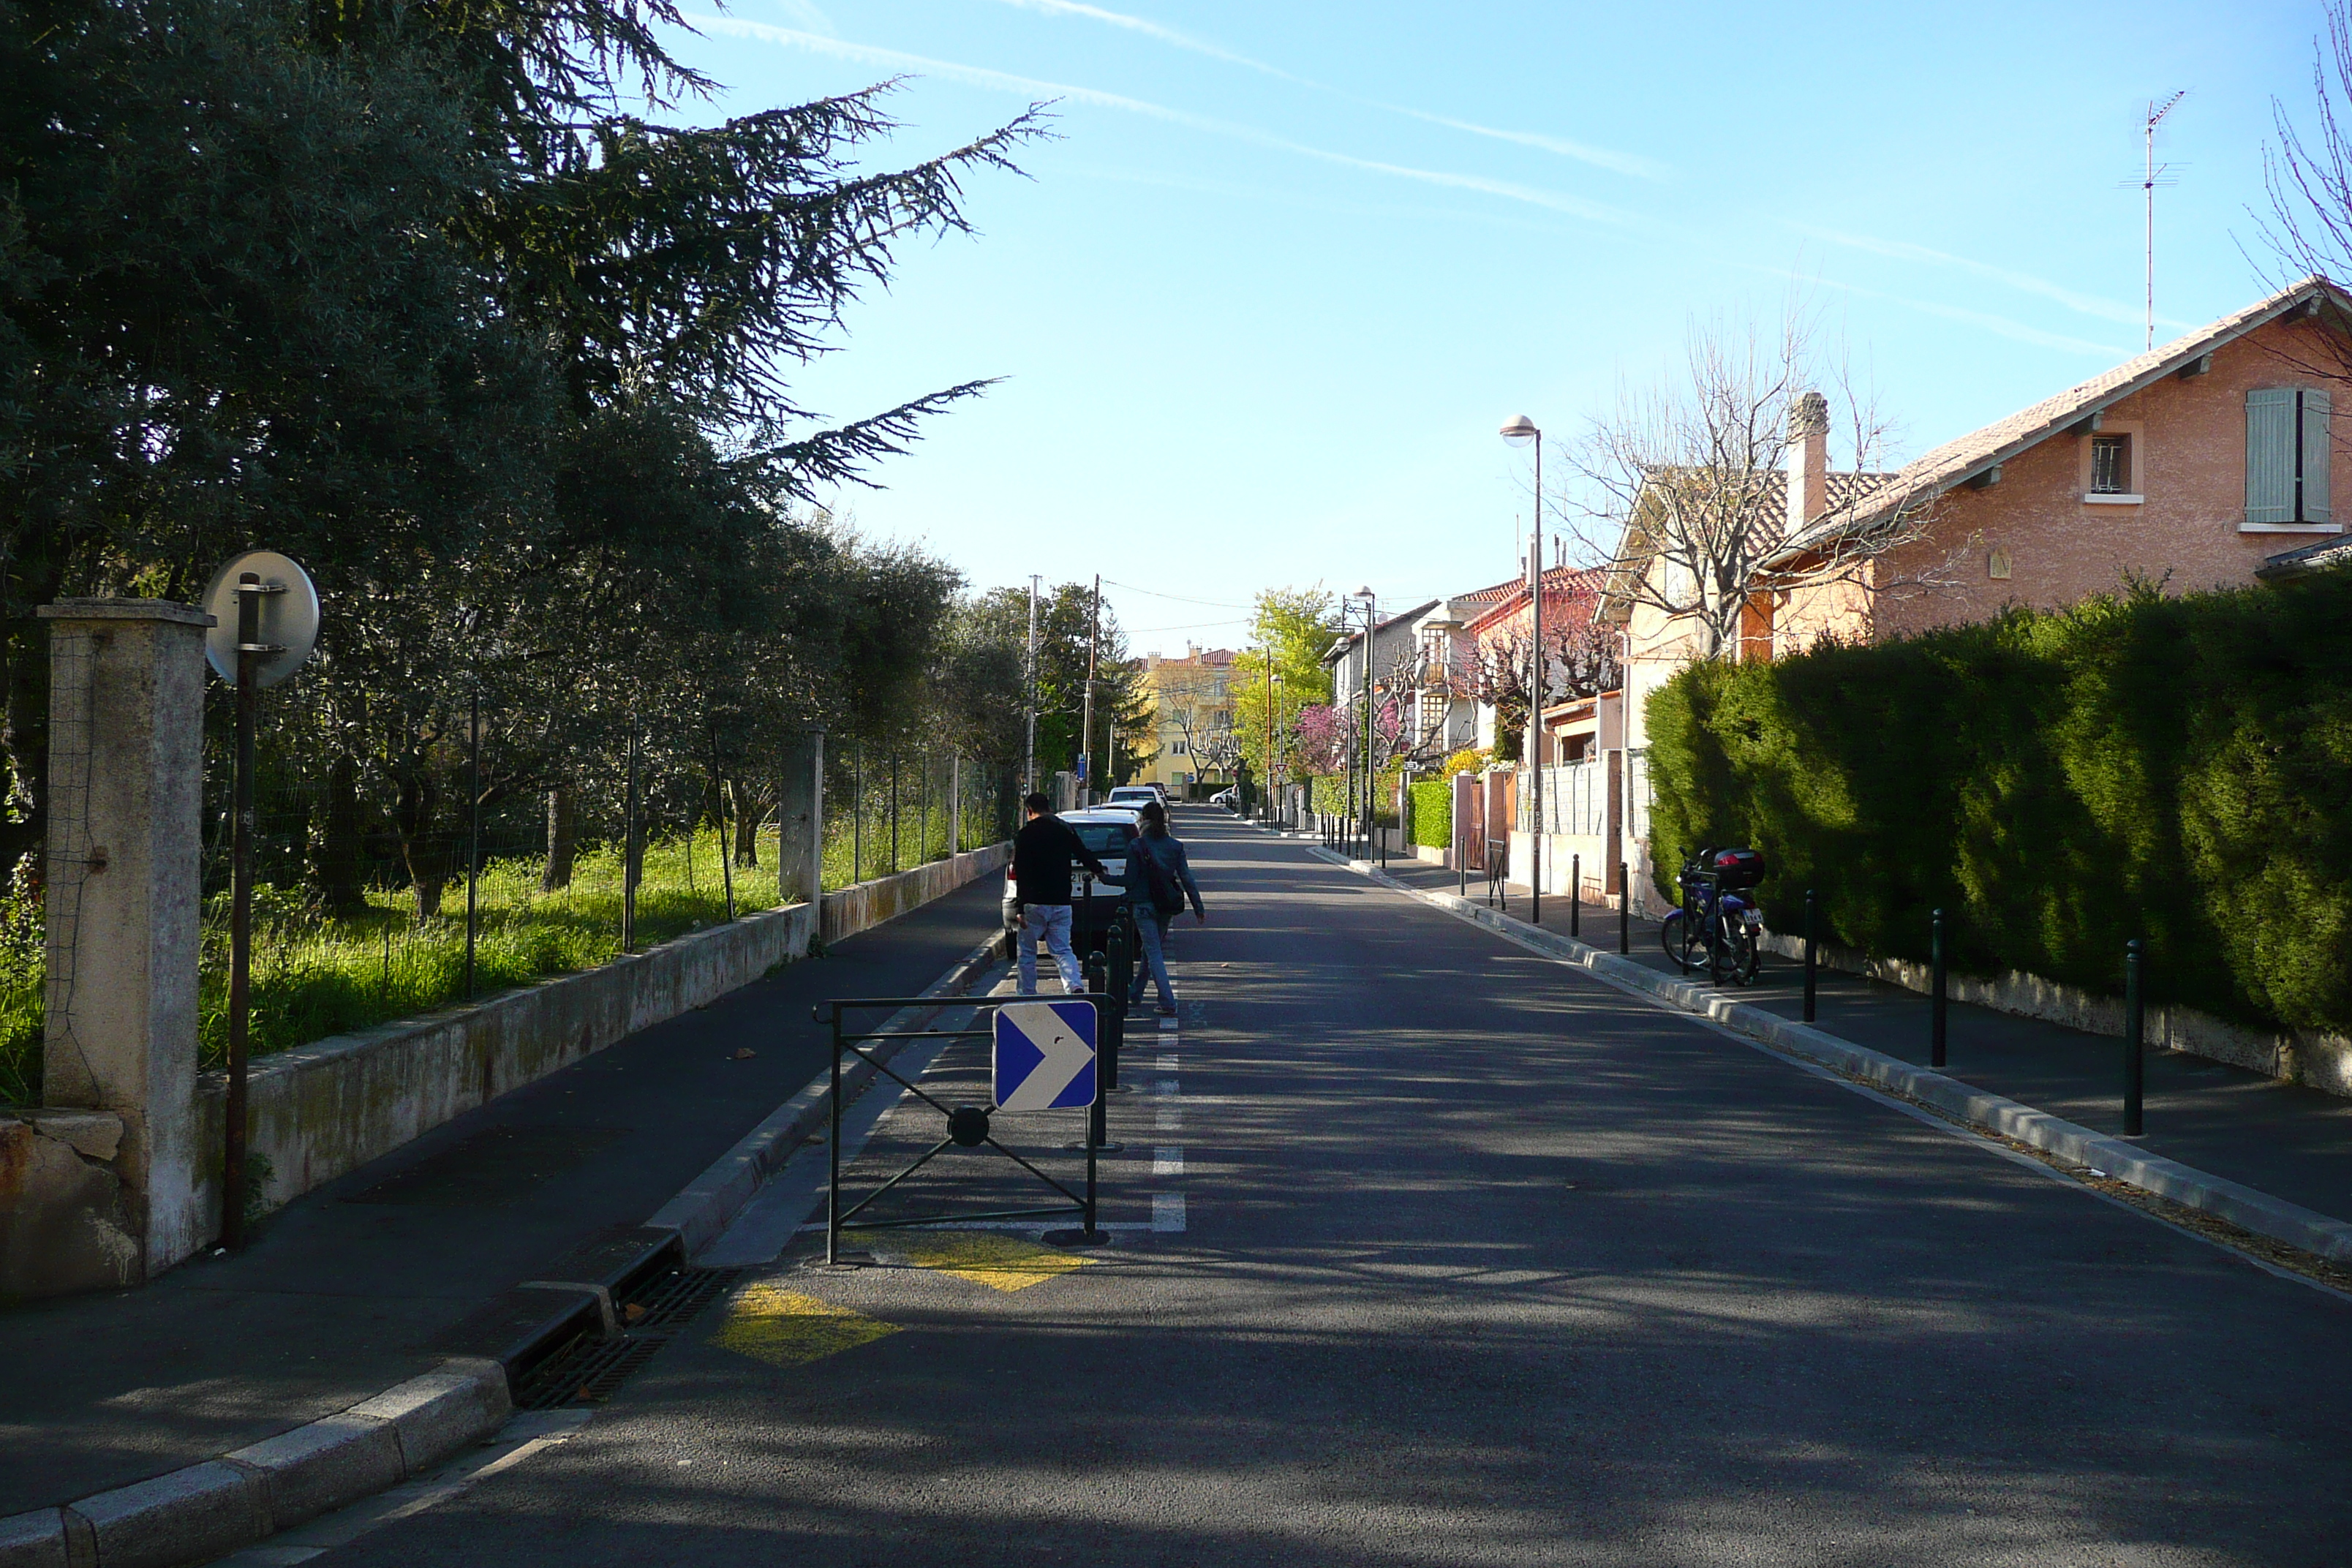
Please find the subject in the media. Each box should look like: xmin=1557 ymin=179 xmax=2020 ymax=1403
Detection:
xmin=900 ymin=1233 xmax=1093 ymax=1292
xmin=709 ymin=1284 xmax=899 ymax=1367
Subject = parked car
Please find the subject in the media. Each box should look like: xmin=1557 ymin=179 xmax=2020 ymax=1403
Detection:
xmin=1210 ymin=787 xmax=1238 ymax=810
xmin=1002 ymin=806 xmax=1144 ymax=961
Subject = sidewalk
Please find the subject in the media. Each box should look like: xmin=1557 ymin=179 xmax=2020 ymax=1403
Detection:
xmin=1350 ymin=843 xmax=2352 ymax=1237
xmin=0 ymin=879 xmax=1005 ymax=1519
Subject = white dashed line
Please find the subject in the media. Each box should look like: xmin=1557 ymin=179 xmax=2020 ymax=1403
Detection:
xmin=1156 ymin=1106 xmax=1182 ymax=1131
xmin=1153 ymin=1146 xmax=1184 ymax=1177
xmin=1152 ymin=1192 xmax=1187 ymax=1232
xmin=1157 ymin=1054 xmax=1179 ymax=1070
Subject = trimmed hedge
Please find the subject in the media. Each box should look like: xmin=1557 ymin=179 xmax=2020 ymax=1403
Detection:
xmin=1409 ymin=780 xmax=1452 ymax=847
xmin=1646 ymin=572 xmax=2352 ymax=1035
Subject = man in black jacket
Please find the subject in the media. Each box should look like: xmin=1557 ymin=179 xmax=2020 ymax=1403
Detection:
xmin=1013 ymin=792 xmax=1113 ymax=995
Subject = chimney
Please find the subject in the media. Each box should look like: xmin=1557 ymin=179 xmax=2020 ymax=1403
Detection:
xmin=1787 ymin=391 xmax=1829 ymax=535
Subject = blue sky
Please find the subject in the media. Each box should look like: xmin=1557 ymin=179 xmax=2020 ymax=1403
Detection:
xmin=663 ymin=0 xmax=2325 ymax=655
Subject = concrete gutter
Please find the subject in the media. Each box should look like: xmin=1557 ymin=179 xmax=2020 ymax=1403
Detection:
xmin=1298 ymin=839 xmax=2352 ymax=1269
xmin=0 ymin=935 xmax=1006 ymax=1568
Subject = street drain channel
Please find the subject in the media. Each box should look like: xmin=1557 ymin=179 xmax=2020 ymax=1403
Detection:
xmin=514 ymin=1265 xmax=744 ymax=1410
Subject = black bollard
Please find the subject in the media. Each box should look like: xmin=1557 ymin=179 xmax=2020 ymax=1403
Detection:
xmin=2124 ymin=938 xmax=2145 ymax=1136
xmin=1706 ymin=870 xmax=1724 ymax=984
xmin=1618 ymin=862 xmax=1630 ymax=954
xmin=1105 ymin=916 xmax=1130 ymax=1092
xmin=1569 ymin=853 xmax=1580 ymax=939
xmin=1930 ymin=908 xmax=1948 ymax=1068
xmin=1802 ymin=889 xmax=1818 ymax=1024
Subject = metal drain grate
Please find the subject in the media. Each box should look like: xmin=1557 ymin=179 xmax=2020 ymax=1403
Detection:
xmin=514 ymin=1265 xmax=744 ymax=1410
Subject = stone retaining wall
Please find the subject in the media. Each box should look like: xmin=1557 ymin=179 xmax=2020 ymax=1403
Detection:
xmin=169 ymin=843 xmax=1005 ymax=1249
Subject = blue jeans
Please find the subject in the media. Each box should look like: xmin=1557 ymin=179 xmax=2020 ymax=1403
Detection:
xmin=1017 ymin=903 xmax=1082 ymax=995
xmin=1127 ymin=904 xmax=1176 ymax=1009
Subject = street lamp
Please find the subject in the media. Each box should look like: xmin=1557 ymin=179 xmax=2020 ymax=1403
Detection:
xmin=1355 ymin=587 xmax=1376 ymax=859
xmin=1269 ymin=669 xmax=1284 ymax=826
xmin=1501 ymin=414 xmax=1542 ymax=927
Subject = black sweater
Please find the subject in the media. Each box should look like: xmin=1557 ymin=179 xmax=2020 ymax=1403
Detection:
xmin=1012 ymin=814 xmax=1112 ymax=906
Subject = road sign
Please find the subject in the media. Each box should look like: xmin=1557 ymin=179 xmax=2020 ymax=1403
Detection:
xmin=200 ymin=550 xmax=320 ymax=688
xmin=993 ymin=1000 xmax=1098 ymax=1112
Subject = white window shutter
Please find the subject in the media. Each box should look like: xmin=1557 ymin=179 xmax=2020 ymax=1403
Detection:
xmin=2304 ymin=388 xmax=2333 ymax=524
xmin=2247 ymin=388 xmax=2297 ymax=524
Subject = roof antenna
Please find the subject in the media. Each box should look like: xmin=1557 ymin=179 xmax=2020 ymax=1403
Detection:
xmin=2138 ymin=91 xmax=2188 ymax=352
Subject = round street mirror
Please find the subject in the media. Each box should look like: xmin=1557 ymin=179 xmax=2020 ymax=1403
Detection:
xmin=201 ymin=550 xmax=320 ymax=687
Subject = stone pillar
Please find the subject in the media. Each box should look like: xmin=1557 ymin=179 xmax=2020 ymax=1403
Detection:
xmin=37 ymin=598 xmax=214 ymax=1274
xmin=777 ymin=731 xmax=824 ymax=910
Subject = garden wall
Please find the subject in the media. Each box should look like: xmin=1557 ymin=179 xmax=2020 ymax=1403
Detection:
xmin=1645 ymin=570 xmax=2352 ymax=1083
xmin=190 ymin=843 xmax=1007 ymax=1228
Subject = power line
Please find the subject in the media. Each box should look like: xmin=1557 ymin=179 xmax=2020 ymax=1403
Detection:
xmin=1100 ymin=578 xmax=1257 ymax=611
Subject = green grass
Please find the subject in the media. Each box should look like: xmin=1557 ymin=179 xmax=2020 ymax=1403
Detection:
xmin=0 ymin=810 xmax=996 ymax=1104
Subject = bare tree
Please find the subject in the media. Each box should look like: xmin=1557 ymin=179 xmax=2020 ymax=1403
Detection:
xmin=1150 ymin=664 xmax=1227 ymax=777
xmin=1564 ymin=309 xmax=1950 ymax=662
xmin=2259 ymin=1 xmax=2352 ymax=385
xmin=1466 ymin=608 xmax=1620 ymax=762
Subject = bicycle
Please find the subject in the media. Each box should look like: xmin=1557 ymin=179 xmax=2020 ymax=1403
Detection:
xmin=1659 ymin=853 xmax=1764 ymax=985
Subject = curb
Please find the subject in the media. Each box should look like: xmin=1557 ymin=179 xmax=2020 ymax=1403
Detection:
xmin=1305 ymin=844 xmax=2352 ymax=1268
xmin=0 ymin=935 xmax=1003 ymax=1568
xmin=0 ymin=1360 xmax=509 ymax=1568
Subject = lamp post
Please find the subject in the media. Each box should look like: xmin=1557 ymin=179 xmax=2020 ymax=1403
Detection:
xmin=1355 ymin=587 xmax=1376 ymax=859
xmin=1501 ymin=414 xmax=1542 ymax=926
xmin=1270 ymin=669 xmax=1283 ymax=826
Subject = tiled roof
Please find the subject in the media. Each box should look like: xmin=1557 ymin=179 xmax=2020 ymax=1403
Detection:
xmin=2256 ymin=535 xmax=2352 ymax=579
xmin=1464 ymin=565 xmax=1610 ymax=636
xmin=1776 ymin=274 xmax=2352 ymax=560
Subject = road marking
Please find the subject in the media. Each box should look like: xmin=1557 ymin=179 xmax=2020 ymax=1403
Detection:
xmin=1153 ymin=1146 xmax=1183 ymax=1177
xmin=900 ymin=1232 xmax=1093 ymax=1292
xmin=1153 ymin=1193 xmax=1186 ymax=1232
xmin=1157 ymin=1054 xmax=1179 ymax=1070
xmin=1156 ymin=1106 xmax=1182 ymax=1131
xmin=709 ymin=1284 xmax=898 ymax=1368
xmin=1154 ymin=1079 xmax=1179 ymax=1095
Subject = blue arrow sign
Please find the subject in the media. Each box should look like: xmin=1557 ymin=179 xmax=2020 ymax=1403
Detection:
xmin=992 ymin=1000 xmax=1098 ymax=1112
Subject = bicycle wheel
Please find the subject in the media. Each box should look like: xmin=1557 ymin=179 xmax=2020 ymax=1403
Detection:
xmin=1727 ymin=922 xmax=1762 ymax=986
xmin=1659 ymin=908 xmax=1703 ymax=972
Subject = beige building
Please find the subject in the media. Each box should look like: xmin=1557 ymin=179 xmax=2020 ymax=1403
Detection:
xmin=1135 ymin=645 xmax=1237 ymax=794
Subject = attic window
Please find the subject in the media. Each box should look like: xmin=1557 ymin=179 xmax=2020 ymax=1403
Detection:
xmin=2089 ymin=434 xmax=2131 ymax=494
xmin=2246 ymin=388 xmax=2334 ymax=527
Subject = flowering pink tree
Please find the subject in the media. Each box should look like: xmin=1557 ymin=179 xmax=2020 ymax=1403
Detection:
xmin=1292 ymin=704 xmax=1350 ymax=774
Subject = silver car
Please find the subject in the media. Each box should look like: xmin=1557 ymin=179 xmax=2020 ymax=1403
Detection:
xmin=1001 ymin=806 xmax=1144 ymax=957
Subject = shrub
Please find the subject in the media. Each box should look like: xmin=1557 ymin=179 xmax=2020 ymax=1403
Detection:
xmin=1646 ymin=570 xmax=2352 ymax=1033
xmin=1409 ymin=780 xmax=1452 ymax=847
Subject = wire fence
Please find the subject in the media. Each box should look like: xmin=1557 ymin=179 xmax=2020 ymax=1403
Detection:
xmin=0 ymin=698 xmax=1016 ymax=1106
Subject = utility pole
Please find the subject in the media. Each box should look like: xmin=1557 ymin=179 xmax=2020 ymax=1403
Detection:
xmin=1024 ymin=574 xmax=1040 ymax=796
xmin=1081 ymin=573 xmax=1100 ymax=807
xmin=1360 ymin=592 xmax=1376 ymax=856
xmin=1527 ymin=445 xmax=1545 ymax=928
xmin=1262 ymin=644 xmax=1274 ymax=823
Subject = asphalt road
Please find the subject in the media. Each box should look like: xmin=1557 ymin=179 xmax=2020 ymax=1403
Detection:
xmin=309 ymin=809 xmax=2352 ymax=1567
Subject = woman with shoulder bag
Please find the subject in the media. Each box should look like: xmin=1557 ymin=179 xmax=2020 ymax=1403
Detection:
xmin=1120 ymin=801 xmax=1205 ymax=1016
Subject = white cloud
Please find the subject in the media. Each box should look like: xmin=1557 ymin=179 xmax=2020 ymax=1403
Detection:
xmin=1793 ymin=224 xmax=2187 ymax=331
xmin=974 ymin=0 xmax=1665 ymax=178
xmin=772 ymin=0 xmax=834 ymax=34
xmin=694 ymin=19 xmax=1640 ymax=227
xmin=984 ymin=0 xmax=1305 ymax=82
xmin=1387 ymin=109 xmax=1668 ymax=180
